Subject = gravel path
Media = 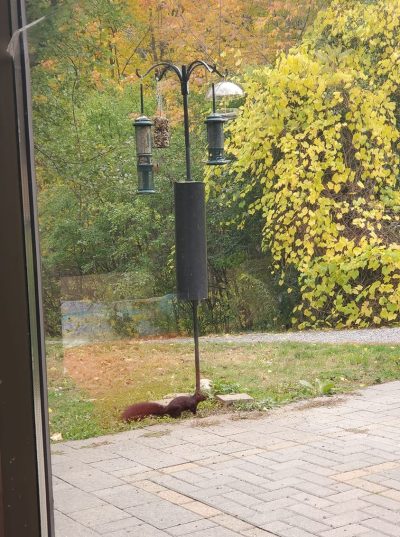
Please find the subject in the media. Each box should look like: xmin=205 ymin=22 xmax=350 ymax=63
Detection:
xmin=61 ymin=327 xmax=400 ymax=348
xmin=151 ymin=327 xmax=400 ymax=346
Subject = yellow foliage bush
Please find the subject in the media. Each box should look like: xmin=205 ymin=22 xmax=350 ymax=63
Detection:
xmin=208 ymin=0 xmax=400 ymax=328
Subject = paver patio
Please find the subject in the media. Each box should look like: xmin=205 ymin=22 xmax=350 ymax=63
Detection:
xmin=53 ymin=381 xmax=400 ymax=536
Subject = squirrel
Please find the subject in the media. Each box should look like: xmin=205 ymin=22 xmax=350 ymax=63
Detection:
xmin=165 ymin=392 xmax=207 ymax=418
xmin=121 ymin=401 xmax=168 ymax=422
xmin=121 ymin=392 xmax=207 ymax=422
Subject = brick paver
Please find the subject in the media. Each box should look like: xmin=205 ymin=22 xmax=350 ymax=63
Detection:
xmin=53 ymin=382 xmax=400 ymax=536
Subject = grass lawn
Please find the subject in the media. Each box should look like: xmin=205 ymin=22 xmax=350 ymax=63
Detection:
xmin=46 ymin=339 xmax=400 ymax=441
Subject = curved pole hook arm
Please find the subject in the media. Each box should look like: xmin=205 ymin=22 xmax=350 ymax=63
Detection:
xmin=136 ymin=62 xmax=182 ymax=82
xmin=186 ymin=60 xmax=223 ymax=79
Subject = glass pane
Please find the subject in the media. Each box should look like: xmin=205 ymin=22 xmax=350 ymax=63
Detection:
xmin=26 ymin=2 xmax=400 ymax=536
xmin=25 ymin=0 xmax=336 ymax=454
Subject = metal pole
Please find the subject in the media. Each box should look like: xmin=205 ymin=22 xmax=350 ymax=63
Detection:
xmin=212 ymin=82 xmax=216 ymax=113
xmin=136 ymin=60 xmax=217 ymax=397
xmin=181 ymin=66 xmax=200 ymax=392
xmin=192 ymin=299 xmax=201 ymax=394
xmin=181 ymin=65 xmax=192 ymax=182
xmin=140 ymin=82 xmax=144 ymax=115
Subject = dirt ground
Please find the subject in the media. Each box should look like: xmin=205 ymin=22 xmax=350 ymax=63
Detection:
xmin=64 ymin=340 xmax=196 ymax=399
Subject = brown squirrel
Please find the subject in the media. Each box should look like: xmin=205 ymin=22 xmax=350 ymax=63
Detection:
xmin=166 ymin=392 xmax=207 ymax=418
xmin=121 ymin=401 xmax=167 ymax=422
xmin=121 ymin=392 xmax=207 ymax=422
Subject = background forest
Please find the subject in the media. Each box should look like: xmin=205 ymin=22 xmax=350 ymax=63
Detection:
xmin=27 ymin=0 xmax=400 ymax=340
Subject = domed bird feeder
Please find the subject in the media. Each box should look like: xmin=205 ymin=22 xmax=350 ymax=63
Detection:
xmin=205 ymin=81 xmax=244 ymax=165
xmin=205 ymin=114 xmax=229 ymax=165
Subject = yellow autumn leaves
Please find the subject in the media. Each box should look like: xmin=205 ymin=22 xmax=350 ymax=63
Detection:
xmin=208 ymin=0 xmax=400 ymax=329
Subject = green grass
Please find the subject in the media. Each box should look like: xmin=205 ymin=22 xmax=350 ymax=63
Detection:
xmin=46 ymin=339 xmax=400 ymax=441
xmin=201 ymin=342 xmax=400 ymax=402
xmin=48 ymin=389 xmax=103 ymax=439
xmin=47 ymin=342 xmax=109 ymax=439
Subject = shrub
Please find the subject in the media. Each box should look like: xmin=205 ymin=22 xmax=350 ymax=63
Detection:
xmin=209 ymin=0 xmax=400 ymax=328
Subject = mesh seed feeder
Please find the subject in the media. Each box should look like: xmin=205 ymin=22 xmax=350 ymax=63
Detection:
xmin=153 ymin=116 xmax=170 ymax=148
xmin=153 ymin=84 xmax=170 ymax=149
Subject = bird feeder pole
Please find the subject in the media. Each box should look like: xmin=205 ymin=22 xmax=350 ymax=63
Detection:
xmin=134 ymin=60 xmax=241 ymax=395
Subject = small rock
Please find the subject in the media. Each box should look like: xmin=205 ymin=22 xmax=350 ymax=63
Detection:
xmin=200 ymin=378 xmax=213 ymax=391
xmin=216 ymin=393 xmax=254 ymax=405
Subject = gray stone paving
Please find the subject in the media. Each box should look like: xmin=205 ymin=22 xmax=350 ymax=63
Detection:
xmin=53 ymin=381 xmax=400 ymax=536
